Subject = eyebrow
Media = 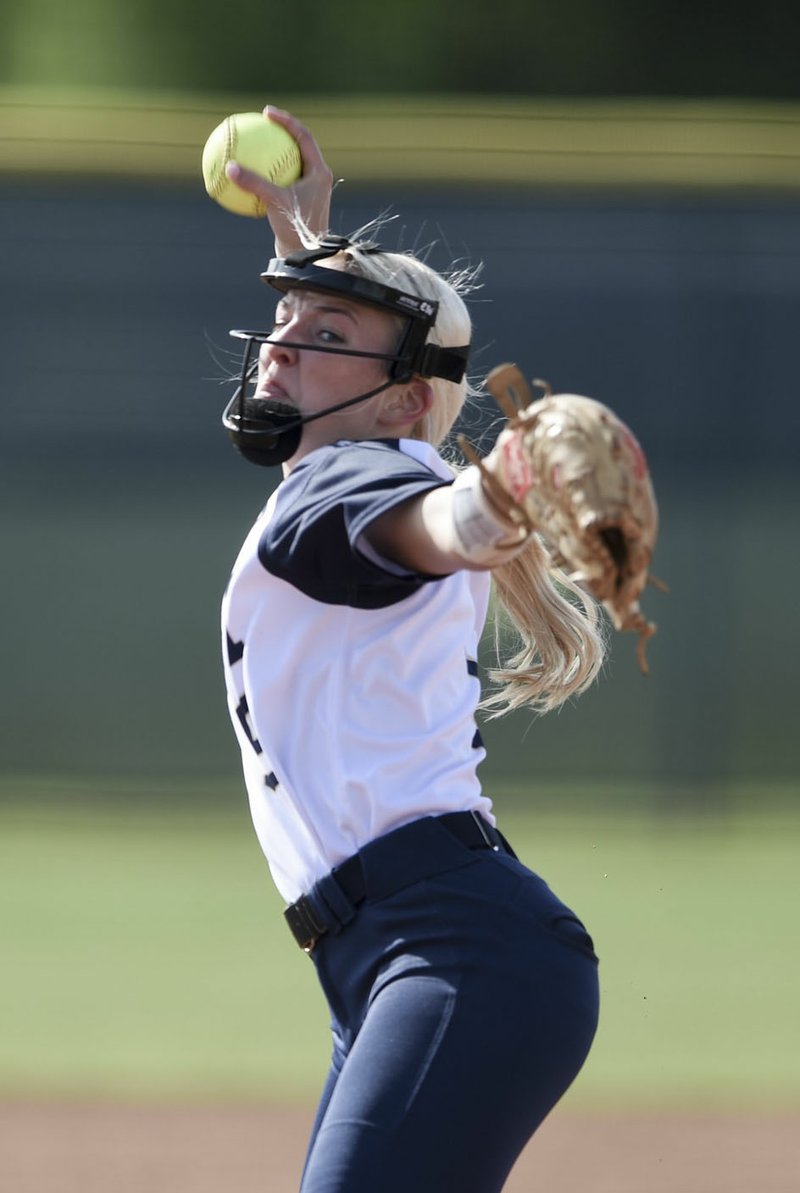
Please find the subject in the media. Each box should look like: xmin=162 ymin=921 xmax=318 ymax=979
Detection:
xmin=278 ymin=295 xmax=360 ymax=324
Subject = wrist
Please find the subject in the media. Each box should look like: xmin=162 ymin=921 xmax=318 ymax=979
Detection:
xmin=450 ymin=465 xmax=533 ymax=567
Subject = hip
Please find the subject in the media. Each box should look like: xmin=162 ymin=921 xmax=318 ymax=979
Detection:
xmin=292 ymin=813 xmax=599 ymax=1033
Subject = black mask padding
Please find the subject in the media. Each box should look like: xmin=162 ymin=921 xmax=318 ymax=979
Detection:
xmin=225 ymin=397 xmax=303 ymax=467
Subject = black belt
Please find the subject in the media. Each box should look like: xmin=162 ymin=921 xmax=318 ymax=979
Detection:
xmin=284 ymin=810 xmax=515 ymax=953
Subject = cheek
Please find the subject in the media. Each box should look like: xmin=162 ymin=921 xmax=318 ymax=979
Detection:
xmin=332 ymin=358 xmax=387 ymax=394
xmin=299 ymin=358 xmax=355 ymax=409
xmin=300 ymin=339 xmax=394 ymax=407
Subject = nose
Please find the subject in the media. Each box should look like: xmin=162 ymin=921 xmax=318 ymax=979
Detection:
xmin=259 ymin=324 xmax=298 ymax=368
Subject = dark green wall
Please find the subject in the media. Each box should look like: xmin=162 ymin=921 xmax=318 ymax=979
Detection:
xmin=2 ymin=180 xmax=798 ymax=794
xmin=2 ymin=1 xmax=798 ymax=98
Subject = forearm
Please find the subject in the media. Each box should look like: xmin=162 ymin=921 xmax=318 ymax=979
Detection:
xmin=365 ymin=470 xmax=533 ymax=576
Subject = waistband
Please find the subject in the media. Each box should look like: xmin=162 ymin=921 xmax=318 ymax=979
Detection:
xmin=284 ymin=810 xmax=516 ymax=953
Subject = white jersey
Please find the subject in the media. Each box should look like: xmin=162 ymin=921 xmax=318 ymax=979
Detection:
xmin=221 ymin=437 xmax=493 ymax=903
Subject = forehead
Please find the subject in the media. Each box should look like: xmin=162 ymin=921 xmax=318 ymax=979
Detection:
xmin=276 ymin=288 xmax=361 ymax=313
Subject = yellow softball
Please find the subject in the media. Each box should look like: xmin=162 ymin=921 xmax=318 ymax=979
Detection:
xmin=201 ymin=112 xmax=302 ymax=217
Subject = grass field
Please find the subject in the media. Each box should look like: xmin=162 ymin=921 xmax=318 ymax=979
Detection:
xmin=1 ymin=779 xmax=798 ymax=1111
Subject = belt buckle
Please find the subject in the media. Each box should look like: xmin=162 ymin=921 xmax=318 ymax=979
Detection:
xmin=284 ymin=896 xmax=327 ymax=954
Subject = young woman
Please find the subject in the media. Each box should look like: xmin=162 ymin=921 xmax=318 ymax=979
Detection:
xmin=220 ymin=107 xmax=605 ymax=1193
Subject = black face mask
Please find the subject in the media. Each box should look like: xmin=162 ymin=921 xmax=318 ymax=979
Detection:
xmin=226 ymin=394 xmax=303 ymax=468
xmin=221 ymin=235 xmax=470 ymax=468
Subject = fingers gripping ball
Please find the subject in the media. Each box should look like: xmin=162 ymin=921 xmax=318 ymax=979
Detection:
xmin=469 ymin=364 xmax=665 ymax=672
xmin=202 ymin=112 xmax=302 ymax=217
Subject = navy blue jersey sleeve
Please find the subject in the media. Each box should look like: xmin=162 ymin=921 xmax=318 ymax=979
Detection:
xmin=258 ymin=440 xmax=452 ymax=607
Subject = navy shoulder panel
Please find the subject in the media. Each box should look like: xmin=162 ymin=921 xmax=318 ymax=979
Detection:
xmin=258 ymin=440 xmax=451 ymax=607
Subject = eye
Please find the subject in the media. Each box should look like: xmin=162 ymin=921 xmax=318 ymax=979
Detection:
xmin=318 ymin=328 xmax=345 ymax=344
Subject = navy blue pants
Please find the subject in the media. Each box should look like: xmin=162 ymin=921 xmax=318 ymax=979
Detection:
xmin=296 ymin=815 xmax=599 ymax=1193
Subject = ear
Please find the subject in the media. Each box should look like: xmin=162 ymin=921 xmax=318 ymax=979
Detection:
xmin=378 ymin=378 xmax=434 ymax=429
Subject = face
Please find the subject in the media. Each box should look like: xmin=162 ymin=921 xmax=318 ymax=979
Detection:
xmin=254 ymin=283 xmax=404 ymax=466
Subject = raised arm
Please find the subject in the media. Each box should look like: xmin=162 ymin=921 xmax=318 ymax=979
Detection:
xmin=224 ymin=105 xmax=334 ymax=256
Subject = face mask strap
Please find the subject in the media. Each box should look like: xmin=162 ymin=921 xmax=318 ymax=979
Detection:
xmin=281 ymin=233 xmax=383 ymax=268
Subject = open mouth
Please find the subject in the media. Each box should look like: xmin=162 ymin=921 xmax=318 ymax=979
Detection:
xmin=255 ymin=379 xmax=291 ymax=404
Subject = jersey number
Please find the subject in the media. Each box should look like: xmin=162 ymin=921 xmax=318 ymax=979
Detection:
xmin=227 ymin=633 xmax=263 ymax=755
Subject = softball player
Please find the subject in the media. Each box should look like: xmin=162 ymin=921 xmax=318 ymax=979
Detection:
xmin=220 ymin=109 xmax=604 ymax=1193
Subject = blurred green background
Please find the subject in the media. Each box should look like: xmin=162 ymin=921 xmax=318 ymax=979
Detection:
xmin=1 ymin=788 xmax=798 ymax=1110
xmin=1 ymin=0 xmax=798 ymax=1112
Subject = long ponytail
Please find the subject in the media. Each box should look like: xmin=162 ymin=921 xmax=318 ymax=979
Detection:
xmin=482 ymin=537 xmax=606 ymax=715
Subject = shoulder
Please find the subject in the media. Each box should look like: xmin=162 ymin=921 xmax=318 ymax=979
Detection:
xmin=258 ymin=439 xmax=453 ymax=608
xmin=287 ymin=437 xmax=451 ymax=491
xmin=273 ymin=438 xmax=451 ymax=528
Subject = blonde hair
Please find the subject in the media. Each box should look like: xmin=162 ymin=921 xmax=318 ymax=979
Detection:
xmin=483 ymin=543 xmax=606 ymax=714
xmin=334 ymin=237 xmax=475 ymax=448
xmin=297 ymin=223 xmax=606 ymax=713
